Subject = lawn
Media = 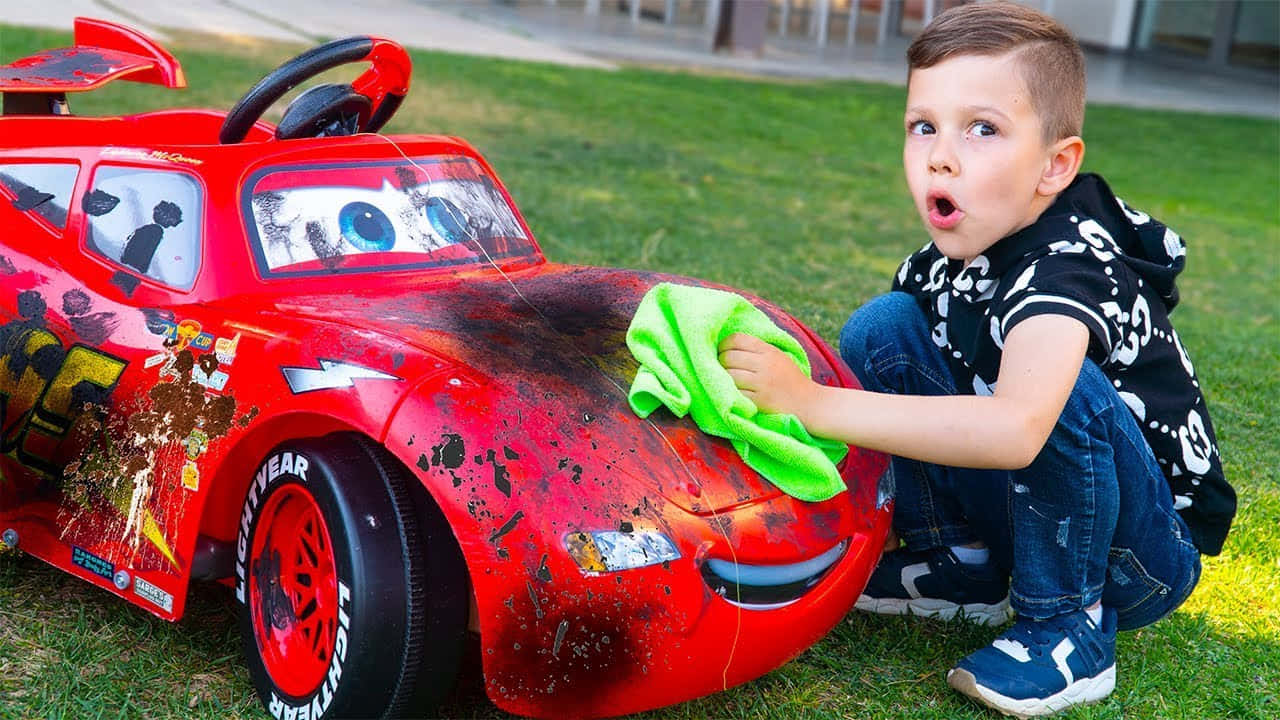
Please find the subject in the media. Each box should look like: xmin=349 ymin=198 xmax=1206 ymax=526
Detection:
xmin=0 ymin=24 xmax=1276 ymax=720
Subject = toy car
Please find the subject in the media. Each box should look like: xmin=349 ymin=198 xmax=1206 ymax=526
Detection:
xmin=0 ymin=18 xmax=891 ymax=720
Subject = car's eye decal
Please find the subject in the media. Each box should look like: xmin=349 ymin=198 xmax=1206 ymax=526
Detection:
xmin=248 ymin=158 xmax=535 ymax=276
xmin=338 ymin=201 xmax=396 ymax=252
xmin=424 ymin=197 xmax=469 ymax=244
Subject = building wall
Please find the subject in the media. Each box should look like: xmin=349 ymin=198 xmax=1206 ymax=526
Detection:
xmin=1014 ymin=0 xmax=1138 ymax=51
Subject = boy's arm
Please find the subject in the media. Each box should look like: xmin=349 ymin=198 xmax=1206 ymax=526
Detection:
xmin=719 ymin=315 xmax=1090 ymax=469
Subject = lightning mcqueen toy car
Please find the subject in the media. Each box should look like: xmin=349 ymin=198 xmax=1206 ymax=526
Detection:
xmin=0 ymin=18 xmax=891 ymax=720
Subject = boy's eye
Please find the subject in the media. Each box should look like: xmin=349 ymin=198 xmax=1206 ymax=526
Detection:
xmin=970 ymin=121 xmax=998 ymax=137
xmin=908 ymin=120 xmax=935 ymax=135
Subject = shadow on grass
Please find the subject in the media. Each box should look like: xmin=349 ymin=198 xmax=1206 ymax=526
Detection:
xmin=2 ymin=550 xmax=1275 ymax=720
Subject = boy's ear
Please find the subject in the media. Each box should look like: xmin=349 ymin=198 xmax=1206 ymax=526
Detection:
xmin=1038 ymin=136 xmax=1085 ymax=197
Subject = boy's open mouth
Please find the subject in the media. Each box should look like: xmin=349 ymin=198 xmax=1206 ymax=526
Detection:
xmin=927 ymin=191 xmax=964 ymax=230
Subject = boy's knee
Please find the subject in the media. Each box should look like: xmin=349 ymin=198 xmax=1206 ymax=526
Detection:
xmin=1056 ymin=359 xmax=1127 ymax=430
xmin=1107 ymin=505 xmax=1202 ymax=631
xmin=839 ymin=292 xmax=919 ymax=366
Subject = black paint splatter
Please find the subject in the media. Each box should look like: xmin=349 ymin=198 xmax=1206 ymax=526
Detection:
xmin=69 ymin=313 xmax=120 ymax=345
xmin=488 ymin=511 xmax=524 ymax=543
xmin=503 ymin=446 xmax=520 ymax=461
xmin=141 ymin=308 xmax=174 ymax=335
xmin=486 ymin=449 xmax=511 ymax=497
xmin=535 ymin=554 xmax=552 ymax=583
xmin=0 ymin=255 xmax=15 ymax=275
xmin=552 ymin=619 xmax=569 ymax=658
xmin=431 ymin=433 xmax=465 ymax=469
xmin=61 ymin=289 xmax=92 ymax=316
xmin=153 ymin=200 xmax=182 ymax=228
xmin=109 ymin=271 xmax=140 ymax=296
xmin=120 ymin=224 xmax=163 ymax=273
xmin=82 ymin=189 xmax=120 ymax=216
xmin=416 ymin=454 xmax=431 ymax=472
xmin=13 ymin=186 xmax=54 ymax=212
xmin=16 ymin=290 xmax=46 ymax=320
xmin=526 ymin=580 xmax=543 ymax=619
xmin=4 ymin=49 xmax=119 ymax=84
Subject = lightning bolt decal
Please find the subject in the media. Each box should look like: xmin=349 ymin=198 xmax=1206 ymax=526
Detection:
xmin=281 ymin=359 xmax=401 ymax=394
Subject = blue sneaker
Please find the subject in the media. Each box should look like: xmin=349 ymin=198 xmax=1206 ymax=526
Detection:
xmin=947 ymin=608 xmax=1118 ymax=718
xmin=855 ymin=547 xmax=1012 ymax=626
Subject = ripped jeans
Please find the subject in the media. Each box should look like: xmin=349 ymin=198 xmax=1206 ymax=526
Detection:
xmin=840 ymin=293 xmax=1201 ymax=631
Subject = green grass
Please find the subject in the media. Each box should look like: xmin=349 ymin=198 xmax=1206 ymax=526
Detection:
xmin=1 ymin=25 xmax=1277 ymax=720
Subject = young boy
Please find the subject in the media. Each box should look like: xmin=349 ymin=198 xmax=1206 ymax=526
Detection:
xmin=719 ymin=2 xmax=1235 ymax=717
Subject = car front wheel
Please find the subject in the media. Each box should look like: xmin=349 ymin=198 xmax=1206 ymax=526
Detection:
xmin=236 ymin=434 xmax=466 ymax=719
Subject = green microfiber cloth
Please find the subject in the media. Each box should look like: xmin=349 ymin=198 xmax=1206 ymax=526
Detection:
xmin=626 ymin=282 xmax=848 ymax=502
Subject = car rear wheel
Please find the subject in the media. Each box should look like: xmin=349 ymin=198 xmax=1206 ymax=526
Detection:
xmin=236 ymin=434 xmax=466 ymax=719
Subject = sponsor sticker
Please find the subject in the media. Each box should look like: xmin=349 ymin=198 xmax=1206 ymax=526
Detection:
xmin=152 ymin=318 xmax=214 ymax=352
xmin=71 ymin=545 xmax=114 ymax=581
xmin=183 ymin=429 xmax=208 ymax=461
xmin=134 ymin=575 xmax=174 ymax=612
xmin=191 ymin=366 xmax=230 ymax=392
xmin=182 ymin=461 xmax=200 ymax=491
xmin=215 ymin=333 xmax=240 ymax=366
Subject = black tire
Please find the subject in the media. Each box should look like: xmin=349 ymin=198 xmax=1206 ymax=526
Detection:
xmin=235 ymin=433 xmax=467 ymax=719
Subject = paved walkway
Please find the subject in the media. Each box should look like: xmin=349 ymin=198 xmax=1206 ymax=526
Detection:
xmin=4 ymin=0 xmax=615 ymax=69
xmin=6 ymin=0 xmax=1277 ymax=119
xmin=441 ymin=1 xmax=1279 ymax=119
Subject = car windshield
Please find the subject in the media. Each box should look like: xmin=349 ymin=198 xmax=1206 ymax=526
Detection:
xmin=245 ymin=156 xmax=536 ymax=277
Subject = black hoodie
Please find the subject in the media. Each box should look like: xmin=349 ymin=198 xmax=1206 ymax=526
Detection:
xmin=892 ymin=173 xmax=1234 ymax=555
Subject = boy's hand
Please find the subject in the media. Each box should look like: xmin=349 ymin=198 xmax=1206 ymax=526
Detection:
xmin=718 ymin=333 xmax=818 ymax=418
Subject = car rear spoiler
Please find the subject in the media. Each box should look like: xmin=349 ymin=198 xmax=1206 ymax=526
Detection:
xmin=1 ymin=17 xmax=185 ymax=115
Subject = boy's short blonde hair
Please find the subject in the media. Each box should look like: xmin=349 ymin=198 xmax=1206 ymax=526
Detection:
xmin=907 ymin=1 xmax=1085 ymax=143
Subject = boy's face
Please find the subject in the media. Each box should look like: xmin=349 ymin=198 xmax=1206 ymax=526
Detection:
xmin=903 ymin=51 xmax=1055 ymax=263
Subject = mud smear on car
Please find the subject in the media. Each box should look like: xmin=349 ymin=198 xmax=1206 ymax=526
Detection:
xmin=251 ymin=192 xmax=293 ymax=257
xmin=59 ymin=347 xmax=238 ymax=572
xmin=485 ymin=584 xmax=671 ymax=711
xmin=0 ymin=289 xmax=231 ymax=572
xmin=305 ymin=221 xmax=345 ymax=270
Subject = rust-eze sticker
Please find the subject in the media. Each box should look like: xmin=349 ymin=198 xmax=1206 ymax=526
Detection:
xmin=134 ymin=575 xmax=174 ymax=613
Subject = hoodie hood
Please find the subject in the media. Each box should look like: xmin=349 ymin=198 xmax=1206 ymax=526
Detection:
xmin=989 ymin=173 xmax=1186 ymax=311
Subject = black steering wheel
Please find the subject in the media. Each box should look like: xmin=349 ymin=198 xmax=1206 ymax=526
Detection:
xmin=219 ymin=36 xmax=411 ymax=144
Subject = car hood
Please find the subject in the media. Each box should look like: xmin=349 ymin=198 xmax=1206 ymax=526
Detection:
xmin=274 ymin=264 xmax=848 ymax=513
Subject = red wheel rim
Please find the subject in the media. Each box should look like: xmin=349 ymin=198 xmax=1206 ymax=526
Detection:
xmin=249 ymin=484 xmax=339 ymax=697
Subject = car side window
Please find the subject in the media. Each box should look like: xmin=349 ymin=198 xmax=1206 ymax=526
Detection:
xmin=0 ymin=162 xmax=79 ymax=229
xmin=84 ymin=165 xmax=202 ymax=291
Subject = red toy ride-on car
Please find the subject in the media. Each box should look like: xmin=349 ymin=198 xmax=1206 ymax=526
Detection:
xmin=0 ymin=18 xmax=892 ymax=720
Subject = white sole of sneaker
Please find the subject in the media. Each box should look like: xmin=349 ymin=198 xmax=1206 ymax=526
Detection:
xmin=946 ymin=664 xmax=1117 ymax=719
xmin=855 ymin=594 xmax=1013 ymax=627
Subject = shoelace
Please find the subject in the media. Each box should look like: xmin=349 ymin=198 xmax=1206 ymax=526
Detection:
xmin=1000 ymin=614 xmax=1088 ymax=659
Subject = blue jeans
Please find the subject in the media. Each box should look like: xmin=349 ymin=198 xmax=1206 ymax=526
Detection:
xmin=840 ymin=293 xmax=1201 ymax=631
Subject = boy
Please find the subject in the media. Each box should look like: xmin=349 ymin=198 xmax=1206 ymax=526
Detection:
xmin=718 ymin=2 xmax=1235 ymax=717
